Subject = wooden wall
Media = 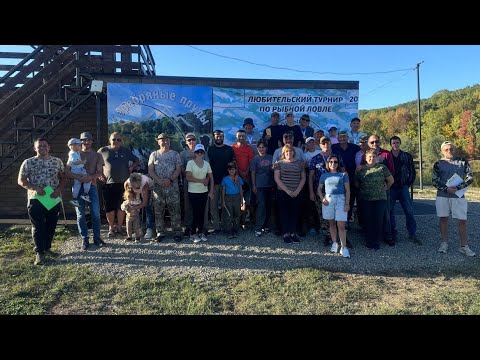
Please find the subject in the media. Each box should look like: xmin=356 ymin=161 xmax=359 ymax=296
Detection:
xmin=0 ymin=96 xmax=108 ymax=218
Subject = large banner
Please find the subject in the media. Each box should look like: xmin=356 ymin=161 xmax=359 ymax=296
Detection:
xmin=107 ymin=83 xmax=358 ymax=149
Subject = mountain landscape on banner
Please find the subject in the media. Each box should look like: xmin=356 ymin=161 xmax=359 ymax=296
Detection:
xmin=359 ymin=84 xmax=480 ymax=163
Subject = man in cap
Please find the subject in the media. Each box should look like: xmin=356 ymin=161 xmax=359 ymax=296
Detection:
xmin=148 ymin=133 xmax=183 ymax=242
xmin=99 ymin=132 xmax=139 ymax=239
xmin=433 ymin=141 xmax=475 ymax=256
xmin=243 ymin=118 xmax=262 ymax=155
xmin=302 ymin=136 xmax=320 ymax=235
xmin=332 ymin=130 xmax=360 ymax=224
xmin=65 ymin=132 xmax=106 ymax=250
xmin=262 ymin=112 xmax=284 ymax=155
xmin=180 ymin=132 xmax=209 ymax=238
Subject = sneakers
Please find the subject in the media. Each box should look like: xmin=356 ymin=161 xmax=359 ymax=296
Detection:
xmin=459 ymin=245 xmax=476 ymax=257
xmin=156 ymin=232 xmax=165 ymax=242
xmin=255 ymin=230 xmax=263 ymax=237
xmin=134 ymin=237 xmax=142 ymax=243
xmin=80 ymin=195 xmax=91 ymax=202
xmin=173 ymin=235 xmax=182 ymax=242
xmin=44 ymin=249 xmax=59 ymax=257
xmin=283 ymin=235 xmax=292 ymax=243
xmin=330 ymin=242 xmax=339 ymax=253
xmin=69 ymin=199 xmax=80 ymax=207
xmin=94 ymin=239 xmax=106 ymax=247
xmin=125 ymin=237 xmax=134 ymax=242
xmin=144 ymin=228 xmax=154 ymax=240
xmin=409 ymin=234 xmax=422 ymax=245
xmin=191 ymin=234 xmax=201 ymax=243
xmin=81 ymin=240 xmax=89 ymax=251
xmin=291 ymin=234 xmax=300 ymax=243
xmin=262 ymin=227 xmax=270 ymax=233
xmin=34 ymin=253 xmax=44 ymax=265
xmin=200 ymin=233 xmax=208 ymax=242
xmin=340 ymin=247 xmax=350 ymax=258
xmin=438 ymin=241 xmax=448 ymax=253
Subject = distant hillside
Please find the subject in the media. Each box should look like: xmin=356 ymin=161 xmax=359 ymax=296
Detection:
xmin=359 ymin=84 xmax=480 ymax=162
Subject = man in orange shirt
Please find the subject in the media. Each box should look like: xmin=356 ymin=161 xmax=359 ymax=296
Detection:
xmin=232 ymin=129 xmax=255 ymax=227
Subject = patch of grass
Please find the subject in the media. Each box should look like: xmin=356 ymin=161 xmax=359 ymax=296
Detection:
xmin=1 ymin=226 xmax=480 ymax=314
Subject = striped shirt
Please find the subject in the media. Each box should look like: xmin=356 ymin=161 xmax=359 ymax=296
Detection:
xmin=274 ymin=160 xmax=304 ymax=192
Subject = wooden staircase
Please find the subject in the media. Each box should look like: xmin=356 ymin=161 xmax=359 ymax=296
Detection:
xmin=0 ymin=45 xmax=156 ymax=185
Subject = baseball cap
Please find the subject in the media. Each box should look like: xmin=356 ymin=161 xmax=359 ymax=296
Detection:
xmin=338 ymin=130 xmax=349 ymax=136
xmin=67 ymin=138 xmax=82 ymax=146
xmin=243 ymin=118 xmax=255 ymax=128
xmin=305 ymin=137 xmax=315 ymax=143
xmin=285 ymin=111 xmax=294 ymax=117
xmin=441 ymin=141 xmax=454 ymax=150
xmin=194 ymin=144 xmax=205 ymax=152
xmin=359 ymin=135 xmax=369 ymax=143
xmin=314 ymin=129 xmax=325 ymax=135
xmin=271 ymin=112 xmax=280 ymax=117
xmin=79 ymin=132 xmax=93 ymax=140
xmin=156 ymin=133 xmax=170 ymax=140
xmin=328 ymin=126 xmax=338 ymax=131
xmin=185 ymin=132 xmax=196 ymax=140
xmin=300 ymin=114 xmax=310 ymax=121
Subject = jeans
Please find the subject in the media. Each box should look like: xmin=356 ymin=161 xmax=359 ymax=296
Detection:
xmin=255 ymin=187 xmax=272 ymax=231
xmin=75 ymin=185 xmax=101 ymax=242
xmin=390 ymin=185 xmax=417 ymax=236
xmin=27 ymin=199 xmax=61 ymax=253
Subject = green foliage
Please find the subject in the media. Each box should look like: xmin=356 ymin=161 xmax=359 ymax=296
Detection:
xmin=360 ymin=84 xmax=480 ymax=158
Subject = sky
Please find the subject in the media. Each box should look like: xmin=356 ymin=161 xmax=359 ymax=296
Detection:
xmin=2 ymin=45 xmax=480 ymax=110
xmin=150 ymin=45 xmax=480 ymax=110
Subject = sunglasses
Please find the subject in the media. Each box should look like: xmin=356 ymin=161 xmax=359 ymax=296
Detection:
xmin=195 ymin=150 xmax=204 ymax=154
xmin=369 ymin=140 xmax=380 ymax=144
xmin=329 ymin=161 xmax=338 ymax=164
xmin=187 ymin=138 xmax=196 ymax=142
xmin=111 ymin=138 xmax=122 ymax=142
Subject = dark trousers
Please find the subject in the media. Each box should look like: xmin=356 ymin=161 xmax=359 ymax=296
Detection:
xmin=296 ymin=183 xmax=308 ymax=234
xmin=390 ymin=185 xmax=417 ymax=236
xmin=278 ymin=190 xmax=301 ymax=235
xmin=189 ymin=192 xmax=208 ymax=235
xmin=27 ymin=199 xmax=61 ymax=253
xmin=255 ymin=187 xmax=272 ymax=231
xmin=224 ymin=193 xmax=241 ymax=232
xmin=383 ymin=191 xmax=392 ymax=239
xmin=364 ymin=199 xmax=386 ymax=248
xmin=348 ymin=182 xmax=357 ymax=220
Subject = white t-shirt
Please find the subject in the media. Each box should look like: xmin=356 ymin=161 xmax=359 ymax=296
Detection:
xmin=186 ymin=160 xmax=212 ymax=193
xmin=68 ymin=150 xmax=85 ymax=173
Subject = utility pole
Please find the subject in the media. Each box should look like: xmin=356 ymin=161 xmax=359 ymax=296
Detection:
xmin=416 ymin=61 xmax=424 ymax=190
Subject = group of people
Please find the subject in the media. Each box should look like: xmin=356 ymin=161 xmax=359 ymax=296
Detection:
xmin=18 ymin=113 xmax=476 ymax=265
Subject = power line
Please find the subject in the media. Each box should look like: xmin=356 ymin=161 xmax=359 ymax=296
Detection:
xmin=363 ymin=70 xmax=413 ymax=96
xmin=186 ymin=45 xmax=415 ymax=76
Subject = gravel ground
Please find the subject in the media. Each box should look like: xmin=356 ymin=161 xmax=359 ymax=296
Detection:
xmin=57 ymin=199 xmax=480 ymax=280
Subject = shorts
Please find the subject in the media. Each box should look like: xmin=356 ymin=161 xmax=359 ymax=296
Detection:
xmin=322 ymin=194 xmax=348 ymax=222
xmin=435 ymin=196 xmax=467 ymax=220
xmin=103 ymin=183 xmax=124 ymax=212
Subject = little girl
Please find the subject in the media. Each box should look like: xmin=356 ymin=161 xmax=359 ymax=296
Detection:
xmin=120 ymin=189 xmax=142 ymax=243
xmin=221 ymin=162 xmax=243 ymax=238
